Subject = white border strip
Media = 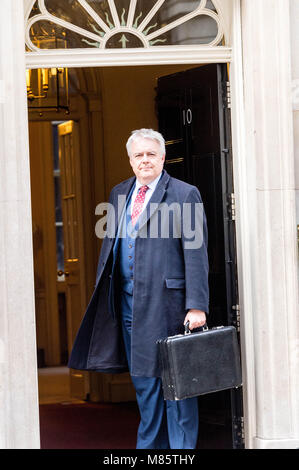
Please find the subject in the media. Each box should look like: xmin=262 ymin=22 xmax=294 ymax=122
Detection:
xmin=25 ymin=45 xmax=232 ymax=69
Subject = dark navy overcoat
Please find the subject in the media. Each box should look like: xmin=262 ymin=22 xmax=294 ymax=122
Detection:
xmin=68 ymin=170 xmax=209 ymax=377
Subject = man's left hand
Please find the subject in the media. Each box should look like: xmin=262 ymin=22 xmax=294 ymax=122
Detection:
xmin=184 ymin=310 xmax=206 ymax=330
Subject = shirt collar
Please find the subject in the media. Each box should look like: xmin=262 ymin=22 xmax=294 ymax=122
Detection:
xmin=135 ymin=172 xmax=162 ymax=192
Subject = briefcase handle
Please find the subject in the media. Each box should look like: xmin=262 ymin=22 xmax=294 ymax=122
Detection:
xmin=184 ymin=321 xmax=208 ymax=335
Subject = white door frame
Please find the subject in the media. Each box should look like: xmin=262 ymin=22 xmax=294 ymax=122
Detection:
xmin=25 ymin=45 xmax=232 ymax=69
xmin=24 ymin=0 xmax=255 ymax=448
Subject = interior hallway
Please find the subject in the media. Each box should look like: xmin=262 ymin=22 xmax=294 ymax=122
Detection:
xmin=38 ymin=367 xmax=82 ymax=405
xmin=38 ymin=367 xmax=139 ymax=449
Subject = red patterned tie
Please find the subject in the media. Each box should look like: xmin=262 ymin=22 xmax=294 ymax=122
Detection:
xmin=131 ymin=185 xmax=149 ymax=227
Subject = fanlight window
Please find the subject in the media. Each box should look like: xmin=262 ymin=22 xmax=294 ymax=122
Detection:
xmin=26 ymin=0 xmax=224 ymax=51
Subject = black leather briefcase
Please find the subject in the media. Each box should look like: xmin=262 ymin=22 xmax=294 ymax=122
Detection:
xmin=157 ymin=323 xmax=242 ymax=401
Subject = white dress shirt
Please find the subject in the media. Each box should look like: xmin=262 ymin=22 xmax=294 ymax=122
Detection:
xmin=130 ymin=173 xmax=162 ymax=216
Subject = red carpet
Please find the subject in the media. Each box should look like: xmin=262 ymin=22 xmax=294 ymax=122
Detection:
xmin=39 ymin=402 xmax=140 ymax=449
xmin=39 ymin=401 xmax=232 ymax=449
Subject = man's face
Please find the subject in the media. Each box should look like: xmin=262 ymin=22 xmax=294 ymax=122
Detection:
xmin=129 ymin=137 xmax=165 ymax=185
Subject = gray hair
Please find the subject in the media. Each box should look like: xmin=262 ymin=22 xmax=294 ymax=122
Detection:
xmin=126 ymin=128 xmax=166 ymax=158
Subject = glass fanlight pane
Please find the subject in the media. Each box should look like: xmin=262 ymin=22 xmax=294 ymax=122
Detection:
xmin=150 ymin=15 xmax=219 ymax=46
xmin=81 ymin=0 xmax=114 ymax=29
xmin=27 ymin=0 xmax=222 ymax=50
xmin=30 ymin=21 xmax=67 ymax=49
xmin=132 ymin=0 xmax=158 ymax=29
xmin=45 ymin=0 xmax=105 ymax=32
xmin=207 ymin=0 xmax=217 ymax=12
xmin=28 ymin=0 xmax=40 ymax=18
xmin=29 ymin=21 xmax=101 ymax=49
xmin=138 ymin=0 xmax=201 ymax=34
xmin=113 ymin=0 xmax=131 ymax=25
xmin=86 ymin=0 xmax=113 ymax=27
xmin=44 ymin=0 xmax=105 ymax=35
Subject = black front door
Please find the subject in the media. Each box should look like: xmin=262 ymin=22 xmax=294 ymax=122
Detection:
xmin=156 ymin=64 xmax=244 ymax=449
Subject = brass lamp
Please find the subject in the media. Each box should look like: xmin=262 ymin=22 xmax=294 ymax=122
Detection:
xmin=26 ymin=67 xmax=69 ymax=114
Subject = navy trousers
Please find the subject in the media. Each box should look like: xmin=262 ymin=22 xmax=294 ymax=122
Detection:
xmin=120 ymin=291 xmax=199 ymax=449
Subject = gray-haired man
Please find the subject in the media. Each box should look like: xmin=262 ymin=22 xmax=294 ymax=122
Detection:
xmin=69 ymin=129 xmax=209 ymax=449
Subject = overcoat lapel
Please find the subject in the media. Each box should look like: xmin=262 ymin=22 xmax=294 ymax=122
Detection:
xmin=137 ymin=170 xmax=170 ymax=233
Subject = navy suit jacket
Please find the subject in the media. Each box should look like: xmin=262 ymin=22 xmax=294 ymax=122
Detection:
xmin=68 ymin=170 xmax=209 ymax=377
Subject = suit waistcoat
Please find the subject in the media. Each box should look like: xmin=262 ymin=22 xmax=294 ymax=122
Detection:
xmin=118 ymin=209 xmax=136 ymax=295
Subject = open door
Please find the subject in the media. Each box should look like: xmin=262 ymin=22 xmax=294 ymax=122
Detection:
xmin=29 ymin=121 xmax=61 ymax=367
xmin=157 ymin=64 xmax=244 ymax=449
xmin=58 ymin=120 xmax=88 ymax=400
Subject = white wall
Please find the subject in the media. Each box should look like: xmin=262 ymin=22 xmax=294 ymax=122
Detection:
xmin=0 ymin=0 xmax=40 ymax=448
xmin=290 ymin=0 xmax=299 ymax=264
xmin=240 ymin=0 xmax=299 ymax=448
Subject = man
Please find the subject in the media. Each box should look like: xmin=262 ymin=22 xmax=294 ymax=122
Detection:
xmin=68 ymin=129 xmax=209 ymax=449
